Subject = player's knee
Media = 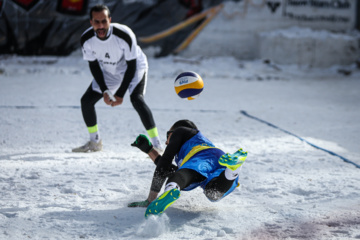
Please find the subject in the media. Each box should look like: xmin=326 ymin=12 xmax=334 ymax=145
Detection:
xmin=204 ymin=188 xmax=224 ymax=202
xmin=130 ymin=94 xmax=144 ymax=108
xmin=80 ymin=95 xmax=88 ymax=106
xmin=130 ymin=93 xmax=142 ymax=102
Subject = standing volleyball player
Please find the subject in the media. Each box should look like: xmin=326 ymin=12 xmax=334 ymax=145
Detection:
xmin=73 ymin=4 xmax=162 ymax=152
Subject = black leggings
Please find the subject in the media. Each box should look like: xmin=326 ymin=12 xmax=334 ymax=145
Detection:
xmin=80 ymin=74 xmax=156 ymax=130
xmin=166 ymin=168 xmax=236 ymax=201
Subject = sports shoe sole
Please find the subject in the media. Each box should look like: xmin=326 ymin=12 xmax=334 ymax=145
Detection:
xmin=219 ymin=148 xmax=247 ymax=171
xmin=145 ymin=188 xmax=180 ymax=218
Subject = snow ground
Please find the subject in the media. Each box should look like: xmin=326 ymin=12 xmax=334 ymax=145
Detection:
xmin=0 ymin=50 xmax=359 ymax=240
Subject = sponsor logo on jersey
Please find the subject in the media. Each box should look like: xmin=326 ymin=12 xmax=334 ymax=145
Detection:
xmin=99 ymin=60 xmax=116 ymax=65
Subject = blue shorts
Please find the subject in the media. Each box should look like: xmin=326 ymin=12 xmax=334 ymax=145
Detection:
xmin=180 ymin=148 xmax=239 ymax=199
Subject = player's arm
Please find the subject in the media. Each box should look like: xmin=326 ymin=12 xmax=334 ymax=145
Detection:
xmin=110 ymin=59 xmax=136 ymax=107
xmin=89 ymin=60 xmax=107 ymax=92
xmin=128 ymin=128 xmax=197 ymax=207
xmin=143 ymin=129 xmax=194 ymax=204
xmin=132 ymin=151 xmax=178 ymax=207
xmin=115 ymin=59 xmax=136 ymax=98
xmin=88 ymin=60 xmax=114 ymax=105
xmin=128 ymin=133 xmax=180 ymax=207
xmin=131 ymin=132 xmax=180 ymax=167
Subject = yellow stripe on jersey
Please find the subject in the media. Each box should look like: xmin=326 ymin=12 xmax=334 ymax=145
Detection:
xmin=179 ymin=145 xmax=219 ymax=167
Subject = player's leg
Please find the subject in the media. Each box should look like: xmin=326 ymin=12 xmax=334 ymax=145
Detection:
xmin=72 ymin=84 xmax=103 ymax=152
xmin=219 ymin=148 xmax=247 ymax=171
xmin=145 ymin=168 xmax=205 ymax=218
xmin=130 ymin=71 xmax=162 ymax=151
xmin=204 ymin=148 xmax=247 ymax=201
xmin=203 ymin=168 xmax=241 ymax=201
xmin=166 ymin=168 xmax=206 ymax=190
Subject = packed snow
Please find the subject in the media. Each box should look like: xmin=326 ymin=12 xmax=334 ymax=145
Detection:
xmin=1 ymin=49 xmax=359 ymax=239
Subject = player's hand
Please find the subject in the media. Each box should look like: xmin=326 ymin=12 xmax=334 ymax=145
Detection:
xmin=128 ymin=199 xmax=150 ymax=208
xmin=103 ymin=91 xmax=112 ymax=105
xmin=110 ymin=96 xmax=123 ymax=107
xmin=131 ymin=134 xmax=153 ymax=153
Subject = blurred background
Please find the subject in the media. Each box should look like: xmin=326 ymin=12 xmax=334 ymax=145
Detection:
xmin=0 ymin=0 xmax=359 ymax=67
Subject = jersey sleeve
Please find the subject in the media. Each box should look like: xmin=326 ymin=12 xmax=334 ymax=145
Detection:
xmin=156 ymin=128 xmax=198 ymax=169
xmin=82 ymin=41 xmax=96 ymax=62
xmin=112 ymin=24 xmax=138 ymax=62
xmin=122 ymin=28 xmax=138 ymax=61
xmin=80 ymin=28 xmax=96 ymax=61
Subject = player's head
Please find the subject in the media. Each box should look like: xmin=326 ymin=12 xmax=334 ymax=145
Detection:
xmin=170 ymin=120 xmax=198 ymax=131
xmin=90 ymin=4 xmax=111 ymax=19
xmin=166 ymin=120 xmax=198 ymax=145
xmin=90 ymin=4 xmax=111 ymax=40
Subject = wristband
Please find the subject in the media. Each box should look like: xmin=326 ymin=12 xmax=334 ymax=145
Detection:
xmin=104 ymin=90 xmax=116 ymax=101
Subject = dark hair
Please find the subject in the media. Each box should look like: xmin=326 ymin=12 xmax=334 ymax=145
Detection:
xmin=90 ymin=4 xmax=111 ymax=20
xmin=170 ymin=119 xmax=198 ymax=131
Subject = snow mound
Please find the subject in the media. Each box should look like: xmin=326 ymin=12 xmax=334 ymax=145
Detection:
xmin=136 ymin=214 xmax=170 ymax=238
xmin=258 ymin=27 xmax=359 ymax=67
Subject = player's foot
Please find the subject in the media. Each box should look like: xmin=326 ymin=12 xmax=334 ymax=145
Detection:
xmin=72 ymin=140 xmax=102 ymax=153
xmin=219 ymin=148 xmax=247 ymax=171
xmin=128 ymin=199 xmax=150 ymax=208
xmin=145 ymin=188 xmax=180 ymax=218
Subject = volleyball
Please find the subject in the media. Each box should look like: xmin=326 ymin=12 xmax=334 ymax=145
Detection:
xmin=174 ymin=71 xmax=204 ymax=100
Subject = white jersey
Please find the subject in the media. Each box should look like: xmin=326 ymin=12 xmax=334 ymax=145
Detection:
xmin=81 ymin=23 xmax=148 ymax=94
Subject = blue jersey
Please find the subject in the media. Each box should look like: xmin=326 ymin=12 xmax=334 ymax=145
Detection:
xmin=175 ymin=131 xmax=218 ymax=166
xmin=175 ymin=132 xmax=238 ymax=195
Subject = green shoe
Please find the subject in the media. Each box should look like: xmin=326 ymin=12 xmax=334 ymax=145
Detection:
xmin=145 ymin=188 xmax=180 ymax=218
xmin=219 ymin=148 xmax=247 ymax=171
xmin=128 ymin=199 xmax=150 ymax=208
